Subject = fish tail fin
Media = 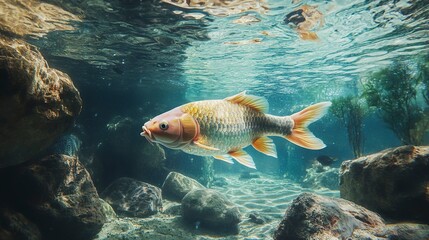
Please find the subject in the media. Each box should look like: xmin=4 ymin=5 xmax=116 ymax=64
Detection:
xmin=284 ymin=102 xmax=332 ymax=150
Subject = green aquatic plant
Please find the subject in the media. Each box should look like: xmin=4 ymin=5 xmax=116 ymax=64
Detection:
xmin=418 ymin=54 xmax=429 ymax=106
xmin=330 ymin=96 xmax=366 ymax=158
xmin=362 ymin=61 xmax=428 ymax=145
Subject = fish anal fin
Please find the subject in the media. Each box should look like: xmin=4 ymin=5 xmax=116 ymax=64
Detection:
xmin=193 ymin=140 xmax=220 ymax=151
xmin=228 ymin=149 xmax=256 ymax=169
xmin=225 ymin=91 xmax=268 ymax=113
xmin=252 ymin=136 xmax=278 ymax=158
xmin=285 ymin=101 xmax=331 ymax=150
xmin=213 ymin=155 xmax=234 ymax=164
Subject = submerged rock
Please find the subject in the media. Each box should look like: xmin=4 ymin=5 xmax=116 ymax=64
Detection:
xmin=49 ymin=134 xmax=82 ymax=157
xmin=0 ymin=154 xmax=106 ymax=240
xmin=0 ymin=37 xmax=82 ymax=168
xmin=0 ymin=208 xmax=42 ymax=240
xmin=273 ymin=193 xmax=385 ymax=240
xmin=162 ymin=171 xmax=205 ymax=202
xmin=0 ymin=0 xmax=80 ymax=38
xmin=181 ymin=189 xmax=241 ymax=233
xmin=302 ymin=162 xmax=340 ymax=190
xmin=98 ymin=198 xmax=117 ymax=221
xmin=340 ymin=145 xmax=429 ymax=222
xmin=248 ymin=212 xmax=269 ymax=225
xmin=101 ymin=177 xmax=163 ymax=218
xmin=382 ymin=223 xmax=429 ymax=240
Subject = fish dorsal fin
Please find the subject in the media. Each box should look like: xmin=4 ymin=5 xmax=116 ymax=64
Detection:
xmin=252 ymin=136 xmax=278 ymax=158
xmin=224 ymin=91 xmax=268 ymax=113
xmin=180 ymin=113 xmax=199 ymax=143
xmin=213 ymin=155 xmax=234 ymax=164
xmin=228 ymin=149 xmax=256 ymax=169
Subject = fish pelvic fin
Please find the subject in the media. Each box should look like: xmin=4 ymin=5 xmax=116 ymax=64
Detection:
xmin=193 ymin=140 xmax=220 ymax=151
xmin=225 ymin=91 xmax=269 ymax=113
xmin=285 ymin=101 xmax=332 ymax=150
xmin=252 ymin=136 xmax=277 ymax=158
xmin=213 ymin=155 xmax=234 ymax=164
xmin=228 ymin=149 xmax=256 ymax=169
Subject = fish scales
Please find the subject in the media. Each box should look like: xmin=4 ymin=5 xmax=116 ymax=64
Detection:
xmin=180 ymin=100 xmax=293 ymax=156
xmin=141 ymin=91 xmax=331 ymax=169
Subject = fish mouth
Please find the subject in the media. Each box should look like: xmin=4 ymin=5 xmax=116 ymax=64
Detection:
xmin=140 ymin=125 xmax=155 ymax=142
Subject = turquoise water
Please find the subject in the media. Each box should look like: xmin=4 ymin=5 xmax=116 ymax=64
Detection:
xmin=28 ymin=0 xmax=429 ymax=177
xmin=2 ymin=0 xmax=429 ymax=239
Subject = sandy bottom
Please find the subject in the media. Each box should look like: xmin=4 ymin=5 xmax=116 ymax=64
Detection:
xmin=95 ymin=174 xmax=339 ymax=240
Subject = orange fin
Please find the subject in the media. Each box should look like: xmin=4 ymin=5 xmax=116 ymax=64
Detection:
xmin=193 ymin=140 xmax=220 ymax=151
xmin=213 ymin=155 xmax=234 ymax=164
xmin=252 ymin=136 xmax=277 ymax=158
xmin=228 ymin=149 xmax=256 ymax=169
xmin=285 ymin=102 xmax=331 ymax=150
xmin=225 ymin=91 xmax=268 ymax=113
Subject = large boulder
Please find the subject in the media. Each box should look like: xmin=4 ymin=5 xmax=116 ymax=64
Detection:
xmin=161 ymin=171 xmax=205 ymax=202
xmin=0 ymin=154 xmax=106 ymax=240
xmin=101 ymin=177 xmax=163 ymax=218
xmin=340 ymin=145 xmax=429 ymax=222
xmin=0 ymin=37 xmax=82 ymax=168
xmin=0 ymin=208 xmax=42 ymax=240
xmin=274 ymin=193 xmax=429 ymax=240
xmin=273 ymin=193 xmax=385 ymax=240
xmin=181 ymin=189 xmax=241 ymax=232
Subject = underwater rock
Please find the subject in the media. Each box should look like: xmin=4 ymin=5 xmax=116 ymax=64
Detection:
xmin=181 ymin=189 xmax=241 ymax=232
xmin=340 ymin=145 xmax=429 ymax=222
xmin=0 ymin=0 xmax=80 ymax=38
xmin=0 ymin=37 xmax=82 ymax=168
xmin=162 ymin=171 xmax=205 ymax=202
xmin=302 ymin=162 xmax=339 ymax=190
xmin=0 ymin=208 xmax=42 ymax=240
xmin=382 ymin=223 xmax=429 ymax=240
xmin=0 ymin=154 xmax=106 ymax=240
xmin=273 ymin=193 xmax=385 ymax=240
xmin=98 ymin=198 xmax=117 ymax=221
xmin=94 ymin=214 xmax=197 ymax=240
xmin=101 ymin=177 xmax=163 ymax=218
xmin=248 ymin=212 xmax=269 ymax=225
xmin=49 ymin=134 xmax=82 ymax=157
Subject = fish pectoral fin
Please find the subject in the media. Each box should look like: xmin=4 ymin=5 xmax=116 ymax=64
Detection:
xmin=252 ymin=136 xmax=278 ymax=158
xmin=228 ymin=149 xmax=256 ymax=169
xmin=213 ymin=155 xmax=234 ymax=164
xmin=193 ymin=141 xmax=220 ymax=151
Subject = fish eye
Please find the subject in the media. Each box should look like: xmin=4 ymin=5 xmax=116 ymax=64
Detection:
xmin=159 ymin=121 xmax=169 ymax=130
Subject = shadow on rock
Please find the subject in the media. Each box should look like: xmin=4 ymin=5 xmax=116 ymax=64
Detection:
xmin=0 ymin=154 xmax=106 ymax=240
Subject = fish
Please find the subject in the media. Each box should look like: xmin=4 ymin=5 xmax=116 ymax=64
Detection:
xmin=140 ymin=91 xmax=331 ymax=169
